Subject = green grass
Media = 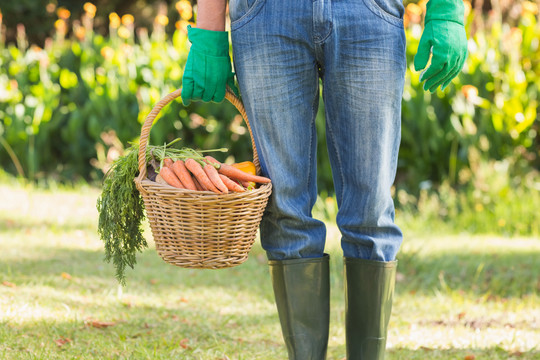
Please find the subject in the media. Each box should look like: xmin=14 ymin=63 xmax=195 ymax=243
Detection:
xmin=1 ymin=179 xmax=539 ymax=359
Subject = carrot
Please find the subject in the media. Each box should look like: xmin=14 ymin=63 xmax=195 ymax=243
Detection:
xmin=231 ymin=161 xmax=256 ymax=189
xmin=205 ymin=156 xmax=271 ymax=184
xmin=219 ymin=174 xmax=245 ymax=192
xmin=203 ymin=163 xmax=229 ymax=193
xmin=172 ymin=160 xmax=197 ymax=191
xmin=163 ymin=158 xmax=174 ymax=168
xmin=185 ymin=158 xmax=220 ymax=193
xmin=191 ymin=176 xmax=205 ymax=191
xmin=159 ymin=166 xmax=184 ymax=188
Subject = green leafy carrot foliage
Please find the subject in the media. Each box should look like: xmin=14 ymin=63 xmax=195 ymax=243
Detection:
xmin=96 ymin=145 xmax=146 ymax=285
xmin=96 ymin=139 xmax=227 ymax=285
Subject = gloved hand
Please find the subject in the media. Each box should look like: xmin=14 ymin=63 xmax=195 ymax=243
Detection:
xmin=181 ymin=25 xmax=239 ymax=105
xmin=413 ymin=0 xmax=468 ymax=92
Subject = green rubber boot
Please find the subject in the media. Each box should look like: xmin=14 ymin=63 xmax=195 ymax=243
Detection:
xmin=268 ymin=254 xmax=330 ymax=360
xmin=344 ymin=257 xmax=397 ymax=360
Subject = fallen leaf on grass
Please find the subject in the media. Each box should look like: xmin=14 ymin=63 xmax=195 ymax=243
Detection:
xmin=2 ymin=281 xmax=16 ymax=288
xmin=179 ymin=338 xmax=189 ymax=349
xmin=85 ymin=318 xmax=116 ymax=328
xmin=54 ymin=337 xmax=72 ymax=347
xmin=256 ymin=254 xmax=266 ymax=264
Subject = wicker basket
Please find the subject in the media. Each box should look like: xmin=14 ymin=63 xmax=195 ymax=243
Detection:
xmin=134 ymin=88 xmax=272 ymax=269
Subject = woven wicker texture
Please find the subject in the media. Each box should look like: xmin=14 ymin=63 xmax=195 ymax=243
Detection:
xmin=134 ymin=88 xmax=272 ymax=269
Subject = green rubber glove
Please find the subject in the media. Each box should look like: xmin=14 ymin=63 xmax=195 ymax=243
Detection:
xmin=181 ymin=25 xmax=238 ymax=105
xmin=413 ymin=0 xmax=468 ymax=92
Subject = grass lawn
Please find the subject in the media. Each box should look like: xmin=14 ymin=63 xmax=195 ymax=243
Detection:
xmin=1 ymin=180 xmax=539 ymax=359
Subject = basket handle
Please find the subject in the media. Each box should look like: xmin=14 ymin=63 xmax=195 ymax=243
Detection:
xmin=135 ymin=87 xmax=261 ymax=184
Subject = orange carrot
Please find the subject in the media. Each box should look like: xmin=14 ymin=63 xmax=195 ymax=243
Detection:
xmin=205 ymin=156 xmax=271 ymax=184
xmin=231 ymin=162 xmax=256 ymax=189
xmin=219 ymin=174 xmax=245 ymax=192
xmin=159 ymin=166 xmax=184 ymax=188
xmin=163 ymin=158 xmax=174 ymax=168
xmin=172 ymin=160 xmax=197 ymax=191
xmin=191 ymin=176 xmax=205 ymax=191
xmin=203 ymin=163 xmax=228 ymax=193
xmin=185 ymin=158 xmax=220 ymax=193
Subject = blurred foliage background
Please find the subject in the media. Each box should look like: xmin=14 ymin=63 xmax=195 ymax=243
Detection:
xmin=0 ymin=0 xmax=539 ymax=235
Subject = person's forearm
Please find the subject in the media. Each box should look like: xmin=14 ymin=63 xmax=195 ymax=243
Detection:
xmin=196 ymin=0 xmax=227 ymax=31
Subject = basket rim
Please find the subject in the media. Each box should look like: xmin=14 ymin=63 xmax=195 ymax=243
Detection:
xmin=137 ymin=178 xmax=272 ymax=199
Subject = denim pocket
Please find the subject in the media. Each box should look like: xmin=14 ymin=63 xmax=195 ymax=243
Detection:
xmin=362 ymin=0 xmax=404 ymax=28
xmin=230 ymin=0 xmax=266 ymax=30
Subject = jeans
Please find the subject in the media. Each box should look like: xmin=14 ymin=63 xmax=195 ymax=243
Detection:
xmin=230 ymin=0 xmax=406 ymax=262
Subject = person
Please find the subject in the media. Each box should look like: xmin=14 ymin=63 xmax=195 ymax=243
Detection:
xmin=181 ymin=0 xmax=467 ymax=358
